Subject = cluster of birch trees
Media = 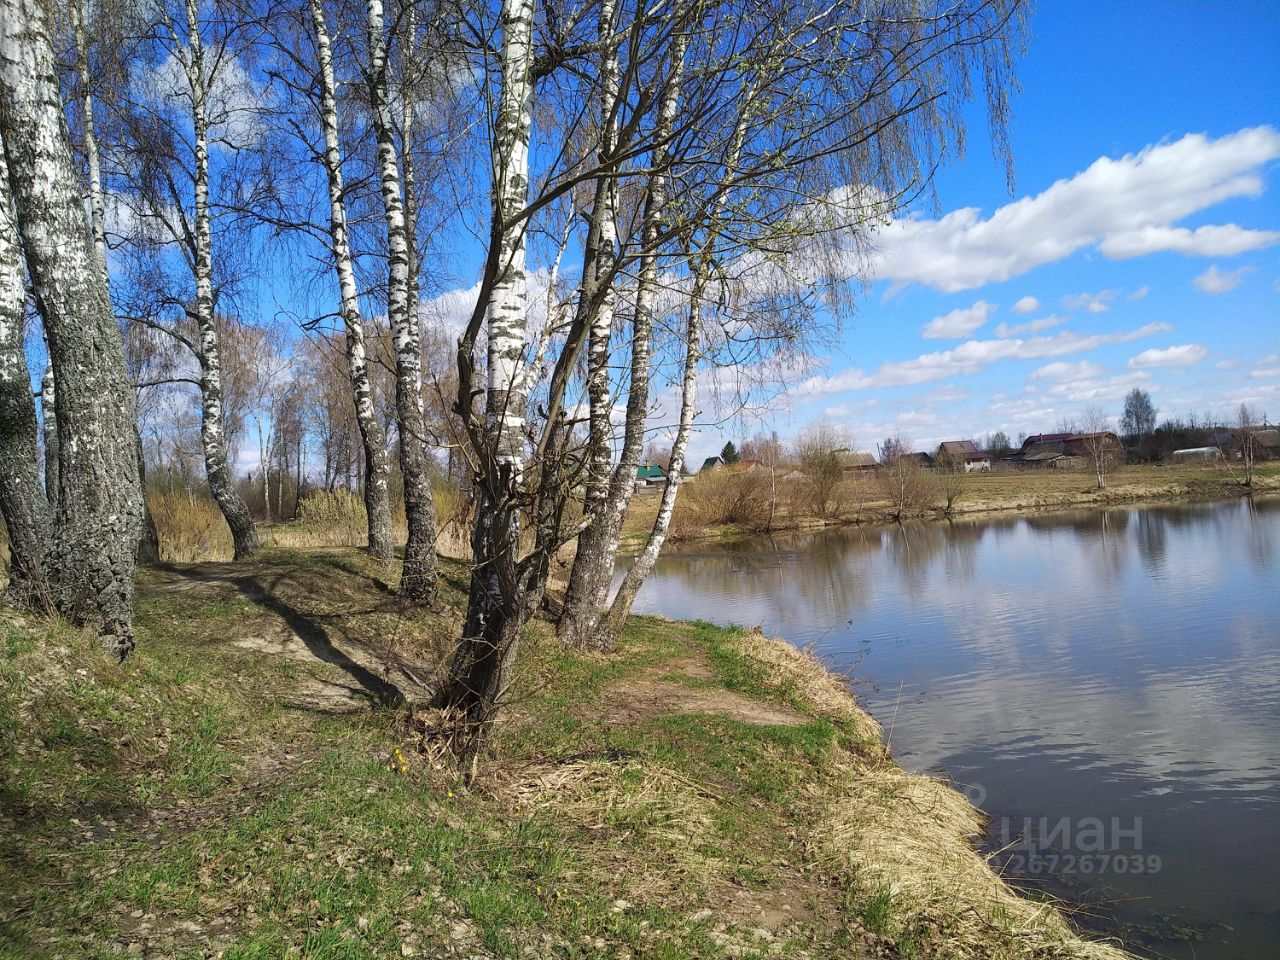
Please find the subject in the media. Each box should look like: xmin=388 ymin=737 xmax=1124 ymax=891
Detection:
xmin=0 ymin=0 xmax=1025 ymax=755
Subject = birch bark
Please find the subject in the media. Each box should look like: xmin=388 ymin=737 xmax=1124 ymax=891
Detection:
xmin=562 ymin=23 xmax=689 ymax=650
xmin=41 ymin=362 xmax=57 ymax=505
xmin=309 ymin=0 xmax=394 ymax=560
xmin=180 ymin=0 xmax=260 ymax=560
xmin=440 ymin=0 xmax=536 ymax=760
xmin=73 ymin=0 xmax=161 ymax=564
xmin=556 ymin=0 xmax=623 ymax=648
xmin=0 ymin=0 xmax=143 ymax=657
xmin=0 ymin=134 xmax=52 ymax=606
xmin=365 ymin=0 xmax=440 ymax=598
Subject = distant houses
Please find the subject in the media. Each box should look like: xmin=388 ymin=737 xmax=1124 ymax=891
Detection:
xmin=935 ymin=440 xmax=991 ymax=473
xmin=633 ymin=463 xmax=669 ymax=492
xmin=1004 ymin=431 xmax=1124 ymax=470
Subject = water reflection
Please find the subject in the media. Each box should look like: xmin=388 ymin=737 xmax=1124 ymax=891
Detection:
xmin=629 ymin=497 xmax=1280 ymax=960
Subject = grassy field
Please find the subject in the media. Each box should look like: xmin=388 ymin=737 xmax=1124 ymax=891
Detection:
xmin=1 ymin=547 xmax=1133 ymax=959
xmin=624 ymin=462 xmax=1280 ymax=543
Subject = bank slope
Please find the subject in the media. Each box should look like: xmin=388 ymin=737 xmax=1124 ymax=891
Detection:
xmin=1 ymin=547 xmax=1133 ymax=959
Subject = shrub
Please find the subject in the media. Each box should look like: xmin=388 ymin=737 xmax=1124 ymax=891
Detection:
xmin=149 ymin=491 xmax=233 ymax=562
xmin=673 ymin=468 xmax=769 ymax=532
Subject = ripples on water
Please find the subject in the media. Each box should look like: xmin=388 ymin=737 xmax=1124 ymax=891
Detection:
xmin=628 ymin=496 xmax=1280 ymax=959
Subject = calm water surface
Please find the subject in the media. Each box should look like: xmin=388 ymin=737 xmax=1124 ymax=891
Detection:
xmin=629 ymin=496 xmax=1280 ymax=959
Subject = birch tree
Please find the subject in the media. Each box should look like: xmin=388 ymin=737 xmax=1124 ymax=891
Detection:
xmin=299 ymin=0 xmax=395 ymax=559
xmin=0 ymin=137 xmax=51 ymax=607
xmin=106 ymin=0 xmax=264 ymax=560
xmin=66 ymin=0 xmax=163 ymax=563
xmin=364 ymin=0 xmax=441 ymax=599
xmin=0 ymin=0 xmax=143 ymax=657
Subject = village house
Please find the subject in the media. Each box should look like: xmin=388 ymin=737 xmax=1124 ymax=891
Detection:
xmin=935 ymin=439 xmax=992 ymax=473
xmin=1004 ymin=431 xmax=1125 ymax=470
xmin=836 ymin=449 xmax=879 ymax=472
xmin=633 ymin=463 xmax=667 ymax=490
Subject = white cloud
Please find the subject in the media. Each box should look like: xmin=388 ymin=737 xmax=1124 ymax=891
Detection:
xmin=1252 ymin=367 xmax=1280 ymax=379
xmin=1128 ymin=285 xmax=1150 ymax=301
xmin=864 ymin=127 xmax=1280 ymax=292
xmin=921 ymin=300 xmax=995 ymax=339
xmin=995 ymin=315 xmax=1068 ymax=338
xmin=1063 ymin=289 xmax=1120 ymax=313
xmin=1011 ymin=296 xmax=1040 ymax=314
xmin=1128 ymin=344 xmax=1207 ymax=368
xmin=1193 ymin=264 xmax=1253 ymax=293
xmin=1099 ymin=224 xmax=1280 ymax=259
xmin=798 ymin=323 xmax=1172 ymax=395
xmin=1030 ymin=360 xmax=1107 ymax=381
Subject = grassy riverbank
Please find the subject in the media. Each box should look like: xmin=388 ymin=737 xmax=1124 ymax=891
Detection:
xmin=1 ymin=547 xmax=1132 ymax=959
xmin=626 ymin=462 xmax=1280 ymax=544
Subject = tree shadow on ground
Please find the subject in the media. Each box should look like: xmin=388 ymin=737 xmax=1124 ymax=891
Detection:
xmin=230 ymin=575 xmax=406 ymax=707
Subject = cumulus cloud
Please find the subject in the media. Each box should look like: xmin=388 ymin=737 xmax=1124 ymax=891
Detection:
xmin=1128 ymin=285 xmax=1151 ymax=301
xmin=921 ymin=300 xmax=995 ymax=339
xmin=798 ymin=323 xmax=1171 ymax=395
xmin=995 ymin=315 xmax=1068 ymax=337
xmin=864 ymin=127 xmax=1280 ymax=292
xmin=1128 ymin=344 xmax=1207 ymax=368
xmin=1011 ymin=296 xmax=1040 ymax=314
xmin=1193 ymin=264 xmax=1253 ymax=293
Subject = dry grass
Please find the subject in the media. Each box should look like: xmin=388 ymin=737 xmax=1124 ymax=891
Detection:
xmin=730 ymin=629 xmax=882 ymax=743
xmin=149 ymin=491 xmax=235 ymax=562
xmin=816 ymin=759 xmax=1131 ymax=959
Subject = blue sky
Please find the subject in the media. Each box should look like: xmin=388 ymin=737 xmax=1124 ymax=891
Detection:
xmin=705 ymin=0 xmax=1280 ymax=459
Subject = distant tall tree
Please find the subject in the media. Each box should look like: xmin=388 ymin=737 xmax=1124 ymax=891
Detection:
xmin=0 ymin=0 xmax=143 ymax=657
xmin=1120 ymin=388 xmax=1157 ymax=443
xmin=720 ymin=441 xmax=741 ymax=465
xmin=984 ymin=430 xmax=1012 ymax=459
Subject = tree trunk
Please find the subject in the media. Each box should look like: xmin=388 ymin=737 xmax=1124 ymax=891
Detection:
xmin=596 ymin=278 xmax=702 ymax=649
xmin=365 ymin=0 xmax=439 ymax=598
xmin=563 ymin=22 xmax=689 ymax=651
xmin=40 ymin=362 xmax=57 ymax=506
xmin=308 ymin=0 xmax=394 ymax=561
xmin=439 ymin=0 xmax=536 ymax=763
xmin=556 ymin=0 xmax=623 ymax=649
xmin=72 ymin=2 xmax=160 ymax=565
xmin=0 ymin=136 xmax=52 ymax=607
xmin=134 ymin=429 xmax=161 ymax=563
xmin=0 ymin=0 xmax=143 ymax=657
xmin=182 ymin=0 xmax=259 ymax=561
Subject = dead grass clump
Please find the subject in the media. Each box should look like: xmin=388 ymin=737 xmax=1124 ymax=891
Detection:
xmin=149 ymin=491 xmax=233 ymax=562
xmin=292 ymin=488 xmax=368 ymax=546
xmin=506 ymin=758 xmax=722 ymax=892
xmin=816 ymin=758 xmax=1132 ymax=959
xmin=730 ymin=629 xmax=882 ymax=743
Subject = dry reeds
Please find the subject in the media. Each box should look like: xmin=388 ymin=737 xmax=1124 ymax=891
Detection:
xmin=148 ymin=491 xmax=233 ymax=562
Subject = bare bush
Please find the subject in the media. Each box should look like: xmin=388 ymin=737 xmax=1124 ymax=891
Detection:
xmin=933 ymin=453 xmax=967 ymax=517
xmin=794 ymin=422 xmax=851 ymax=519
xmin=673 ymin=470 xmax=770 ymax=532
xmin=880 ymin=456 xmax=933 ymax=521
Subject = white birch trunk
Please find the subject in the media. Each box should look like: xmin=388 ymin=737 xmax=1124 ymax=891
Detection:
xmin=181 ymin=0 xmax=260 ymax=560
xmin=0 ymin=0 xmax=142 ymax=656
xmin=309 ymin=0 xmax=394 ymax=560
xmin=0 ymin=132 xmax=52 ymax=605
xmin=365 ymin=0 xmax=440 ymax=599
xmin=443 ymin=0 xmax=536 ymax=760
xmin=41 ymin=362 xmax=57 ymax=505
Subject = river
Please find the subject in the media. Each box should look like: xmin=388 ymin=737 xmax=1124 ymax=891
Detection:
xmin=628 ymin=496 xmax=1280 ymax=959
